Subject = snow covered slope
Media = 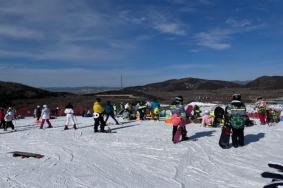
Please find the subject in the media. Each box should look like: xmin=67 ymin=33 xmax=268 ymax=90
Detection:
xmin=0 ymin=117 xmax=282 ymax=188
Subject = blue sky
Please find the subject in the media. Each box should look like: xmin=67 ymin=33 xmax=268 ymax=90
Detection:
xmin=0 ymin=0 xmax=283 ymax=87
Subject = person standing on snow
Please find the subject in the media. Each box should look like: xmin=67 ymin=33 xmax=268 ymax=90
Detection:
xmin=170 ymin=96 xmax=189 ymax=142
xmin=40 ymin=105 xmax=53 ymax=129
xmin=4 ymin=107 xmax=15 ymax=131
xmin=104 ymin=101 xmax=119 ymax=125
xmin=35 ymin=105 xmax=41 ymax=123
xmin=255 ymin=97 xmax=267 ymax=125
xmin=93 ymin=98 xmax=106 ymax=132
xmin=64 ymin=103 xmax=77 ymax=130
xmin=224 ymin=94 xmax=247 ymax=148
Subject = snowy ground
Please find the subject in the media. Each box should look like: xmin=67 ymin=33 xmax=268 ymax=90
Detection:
xmin=0 ymin=117 xmax=282 ymax=188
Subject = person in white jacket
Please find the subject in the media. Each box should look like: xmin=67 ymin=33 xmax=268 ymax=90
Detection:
xmin=64 ymin=103 xmax=77 ymax=130
xmin=40 ymin=105 xmax=53 ymax=129
xmin=4 ymin=108 xmax=15 ymax=131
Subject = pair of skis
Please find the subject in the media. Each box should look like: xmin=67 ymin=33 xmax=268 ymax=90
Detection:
xmin=262 ymin=163 xmax=283 ymax=188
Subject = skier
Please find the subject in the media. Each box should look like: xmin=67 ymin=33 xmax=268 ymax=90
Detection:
xmin=64 ymin=103 xmax=77 ymax=130
xmin=93 ymin=98 xmax=106 ymax=132
xmin=170 ymin=96 xmax=188 ymax=143
xmin=35 ymin=105 xmax=41 ymax=123
xmin=224 ymin=94 xmax=247 ymax=148
xmin=0 ymin=108 xmax=5 ymax=129
xmin=104 ymin=101 xmax=119 ymax=125
xmin=4 ymin=108 xmax=15 ymax=131
xmin=40 ymin=105 xmax=53 ymax=129
xmin=255 ymin=97 xmax=267 ymax=125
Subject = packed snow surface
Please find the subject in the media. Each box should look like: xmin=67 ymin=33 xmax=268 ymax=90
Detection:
xmin=0 ymin=117 xmax=282 ymax=188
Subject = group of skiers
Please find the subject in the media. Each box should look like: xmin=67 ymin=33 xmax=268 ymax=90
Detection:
xmin=1 ymin=93 xmax=281 ymax=149
xmin=169 ymin=93 xmax=248 ymax=148
xmin=255 ymin=97 xmax=281 ymax=125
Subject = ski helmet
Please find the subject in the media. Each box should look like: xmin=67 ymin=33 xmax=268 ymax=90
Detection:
xmin=232 ymin=94 xmax=241 ymax=101
xmin=175 ymin=96 xmax=183 ymax=103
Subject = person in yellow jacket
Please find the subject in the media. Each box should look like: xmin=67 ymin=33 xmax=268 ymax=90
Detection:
xmin=93 ymin=98 xmax=106 ymax=132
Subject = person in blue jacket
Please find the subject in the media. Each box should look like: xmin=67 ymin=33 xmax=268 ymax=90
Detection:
xmin=105 ymin=101 xmax=119 ymax=125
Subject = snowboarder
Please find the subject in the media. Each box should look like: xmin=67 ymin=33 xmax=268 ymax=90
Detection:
xmin=4 ymin=108 xmax=15 ymax=131
xmin=170 ymin=96 xmax=189 ymax=143
xmin=104 ymin=101 xmax=119 ymax=125
xmin=64 ymin=103 xmax=77 ymax=130
xmin=40 ymin=105 xmax=53 ymax=129
xmin=93 ymin=98 xmax=106 ymax=132
xmin=224 ymin=94 xmax=247 ymax=148
xmin=255 ymin=97 xmax=267 ymax=125
xmin=0 ymin=108 xmax=5 ymax=129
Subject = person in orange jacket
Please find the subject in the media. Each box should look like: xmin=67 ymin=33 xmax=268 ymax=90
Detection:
xmin=93 ymin=98 xmax=106 ymax=132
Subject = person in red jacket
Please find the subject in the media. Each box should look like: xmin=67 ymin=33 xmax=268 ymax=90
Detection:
xmin=0 ymin=108 xmax=5 ymax=129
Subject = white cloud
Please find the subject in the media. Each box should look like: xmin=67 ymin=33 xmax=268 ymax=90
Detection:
xmin=194 ymin=30 xmax=231 ymax=50
xmin=225 ymin=18 xmax=252 ymax=28
xmin=154 ymin=23 xmax=186 ymax=36
xmin=0 ymin=25 xmax=43 ymax=39
xmin=194 ymin=19 xmax=266 ymax=50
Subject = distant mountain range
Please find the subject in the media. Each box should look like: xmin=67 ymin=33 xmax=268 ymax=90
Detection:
xmin=124 ymin=76 xmax=283 ymax=92
xmin=1 ymin=76 xmax=283 ymax=106
xmin=43 ymin=86 xmax=120 ymax=94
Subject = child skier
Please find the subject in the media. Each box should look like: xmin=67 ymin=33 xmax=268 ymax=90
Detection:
xmin=170 ymin=96 xmax=188 ymax=143
xmin=201 ymin=110 xmax=213 ymax=127
xmin=64 ymin=103 xmax=77 ymax=130
xmin=40 ymin=105 xmax=53 ymax=129
xmin=93 ymin=98 xmax=106 ymax=132
xmin=4 ymin=108 xmax=15 ymax=131
xmin=255 ymin=97 xmax=267 ymax=125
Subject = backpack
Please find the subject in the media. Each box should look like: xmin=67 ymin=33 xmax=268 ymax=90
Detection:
xmin=230 ymin=108 xmax=246 ymax=129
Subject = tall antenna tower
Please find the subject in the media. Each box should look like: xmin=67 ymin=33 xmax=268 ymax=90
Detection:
xmin=120 ymin=73 xmax=123 ymax=89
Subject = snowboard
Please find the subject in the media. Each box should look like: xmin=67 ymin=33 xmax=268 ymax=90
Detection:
xmin=219 ymin=126 xmax=231 ymax=148
xmin=173 ymin=125 xmax=187 ymax=144
xmin=213 ymin=106 xmax=224 ymax=127
xmin=10 ymin=151 xmax=44 ymax=159
xmin=173 ymin=126 xmax=182 ymax=144
xmin=262 ymin=163 xmax=283 ymax=188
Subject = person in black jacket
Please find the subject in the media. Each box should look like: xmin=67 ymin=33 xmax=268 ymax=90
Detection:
xmin=224 ymin=94 xmax=247 ymax=148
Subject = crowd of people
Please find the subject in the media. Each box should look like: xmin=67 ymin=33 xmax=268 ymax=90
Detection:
xmin=0 ymin=94 xmax=282 ymax=149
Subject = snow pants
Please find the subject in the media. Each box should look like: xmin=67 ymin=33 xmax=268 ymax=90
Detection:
xmin=258 ymin=113 xmax=266 ymax=124
xmin=105 ymin=113 xmax=119 ymax=125
xmin=0 ymin=120 xmax=5 ymax=128
xmin=4 ymin=121 xmax=14 ymax=130
xmin=66 ymin=114 xmax=75 ymax=126
xmin=40 ymin=119 xmax=52 ymax=128
xmin=172 ymin=124 xmax=187 ymax=141
xmin=231 ymin=128 xmax=244 ymax=147
xmin=94 ymin=114 xmax=106 ymax=132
